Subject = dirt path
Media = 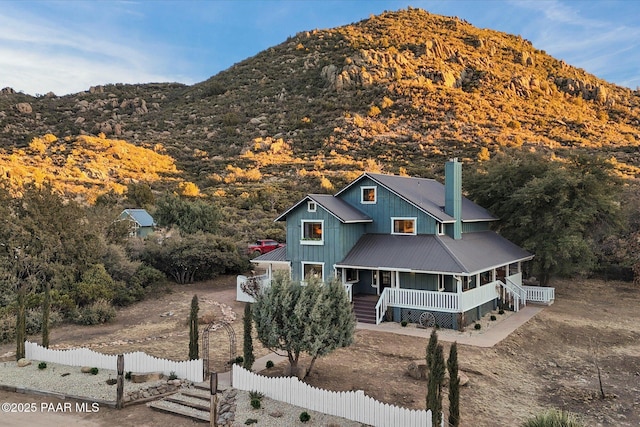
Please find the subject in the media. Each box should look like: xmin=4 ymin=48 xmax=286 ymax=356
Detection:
xmin=1 ymin=277 xmax=638 ymax=426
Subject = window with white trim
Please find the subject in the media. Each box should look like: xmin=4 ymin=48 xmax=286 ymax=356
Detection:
xmin=344 ymin=268 xmax=359 ymax=283
xmin=307 ymin=201 xmax=316 ymax=212
xmin=361 ymin=186 xmax=377 ymax=204
xmin=463 ymin=276 xmax=477 ymax=291
xmin=391 ymin=217 xmax=416 ymax=235
xmin=301 ymin=220 xmax=323 ymax=245
xmin=302 ymin=262 xmax=324 ymax=281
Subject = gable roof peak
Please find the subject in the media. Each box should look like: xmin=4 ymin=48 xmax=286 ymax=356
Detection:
xmin=337 ymin=170 xmax=496 ymax=223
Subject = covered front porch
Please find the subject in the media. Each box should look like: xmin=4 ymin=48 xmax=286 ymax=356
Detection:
xmin=338 ymin=263 xmax=550 ymax=327
xmin=334 ymin=232 xmax=554 ymax=329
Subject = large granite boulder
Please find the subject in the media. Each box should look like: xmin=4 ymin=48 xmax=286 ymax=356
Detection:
xmin=131 ymin=372 xmax=164 ymax=383
xmin=17 ymin=358 xmax=31 ymax=367
xmin=407 ymin=360 xmax=428 ymax=380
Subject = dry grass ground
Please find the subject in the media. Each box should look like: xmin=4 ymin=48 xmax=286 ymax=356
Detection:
xmin=1 ymin=277 xmax=638 ymax=427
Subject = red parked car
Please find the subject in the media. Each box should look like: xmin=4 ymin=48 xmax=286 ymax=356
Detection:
xmin=247 ymin=239 xmax=285 ymax=257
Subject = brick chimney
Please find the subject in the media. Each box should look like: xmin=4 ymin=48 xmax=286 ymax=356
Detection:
xmin=444 ymin=158 xmax=462 ymax=239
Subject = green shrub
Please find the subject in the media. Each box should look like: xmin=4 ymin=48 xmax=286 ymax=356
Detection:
xmin=90 ymin=367 xmax=99 ymax=375
xmin=0 ymin=308 xmax=63 ymax=343
xmin=72 ymin=265 xmax=116 ymax=307
xmin=111 ymin=280 xmax=144 ymax=307
xmin=474 ymin=323 xmax=481 ymax=330
xmin=250 ymin=397 xmax=261 ymax=409
xmin=244 ymin=419 xmax=258 ymax=425
xmin=299 ymin=411 xmax=311 ymax=422
xmin=235 ymin=356 xmax=244 ymax=365
xmin=0 ymin=315 xmax=16 ymax=344
xmin=490 ymin=315 xmax=497 ymax=321
xmin=168 ymin=371 xmax=178 ymax=380
xmin=522 ymin=409 xmax=583 ymax=427
xmin=125 ymin=371 xmax=132 ymax=380
xmin=249 ymin=390 xmax=264 ymax=400
xmin=498 ymin=309 xmax=505 ymax=315
xmin=131 ymin=264 xmax=167 ymax=289
xmin=401 ymin=320 xmax=408 ymax=327
xmin=266 ymin=360 xmax=274 ymax=369
xmin=75 ymin=299 xmax=116 ymax=325
xmin=38 ymin=362 xmax=47 ymax=370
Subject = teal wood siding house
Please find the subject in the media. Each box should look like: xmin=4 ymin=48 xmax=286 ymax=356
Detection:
xmin=118 ymin=209 xmax=156 ymax=237
xmin=240 ymin=159 xmax=555 ymax=330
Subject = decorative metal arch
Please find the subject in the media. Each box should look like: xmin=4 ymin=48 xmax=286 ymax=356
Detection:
xmin=201 ymin=320 xmax=236 ymax=381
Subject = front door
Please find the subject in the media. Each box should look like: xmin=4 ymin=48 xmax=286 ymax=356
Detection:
xmin=380 ymin=270 xmax=392 ymax=294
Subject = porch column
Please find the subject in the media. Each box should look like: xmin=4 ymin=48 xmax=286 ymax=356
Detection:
xmin=395 ymin=271 xmax=400 ymax=288
xmin=455 ymin=276 xmax=462 ymax=293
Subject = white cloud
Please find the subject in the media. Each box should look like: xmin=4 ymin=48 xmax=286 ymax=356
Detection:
xmin=0 ymin=5 xmax=189 ymax=95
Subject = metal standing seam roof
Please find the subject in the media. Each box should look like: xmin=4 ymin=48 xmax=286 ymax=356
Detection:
xmin=338 ymin=173 xmax=497 ymax=223
xmin=250 ymin=245 xmax=289 ymax=263
xmin=335 ymin=232 xmax=533 ymax=275
xmin=122 ymin=209 xmax=156 ymax=227
xmin=275 ymin=194 xmax=372 ymax=223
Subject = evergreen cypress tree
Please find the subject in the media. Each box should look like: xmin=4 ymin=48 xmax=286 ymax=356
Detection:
xmin=242 ymin=303 xmax=255 ymax=370
xmin=42 ymin=282 xmax=51 ymax=348
xmin=15 ymin=287 xmax=26 ymax=360
xmin=447 ymin=342 xmax=460 ymax=427
xmin=426 ymin=328 xmax=438 ymax=371
xmin=427 ymin=344 xmax=445 ymax=426
xmin=188 ymin=294 xmax=199 ymax=360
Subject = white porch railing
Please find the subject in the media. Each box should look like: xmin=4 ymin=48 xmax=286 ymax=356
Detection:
xmin=385 ymin=288 xmax=461 ymax=313
xmin=343 ymin=282 xmax=353 ymax=303
xmin=497 ymin=280 xmax=520 ymax=312
xmin=374 ymin=282 xmax=502 ymax=324
xmin=460 ymin=283 xmax=500 ymax=312
xmin=523 ymin=286 xmax=555 ymax=304
xmin=505 ymin=273 xmax=527 ymax=303
xmin=375 ymin=288 xmax=390 ymax=325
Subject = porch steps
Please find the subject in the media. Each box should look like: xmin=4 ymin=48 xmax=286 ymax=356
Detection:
xmin=352 ymin=294 xmax=378 ymax=324
xmin=148 ymin=384 xmax=211 ymax=423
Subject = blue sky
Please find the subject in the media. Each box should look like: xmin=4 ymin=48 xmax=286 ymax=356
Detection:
xmin=1 ymin=0 xmax=638 ymax=96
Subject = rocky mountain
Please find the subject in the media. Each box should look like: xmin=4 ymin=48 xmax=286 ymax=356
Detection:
xmin=1 ymin=7 xmax=639 ymax=206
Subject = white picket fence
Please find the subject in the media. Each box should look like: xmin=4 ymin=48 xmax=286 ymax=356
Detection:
xmin=24 ymin=341 xmax=203 ymax=383
xmin=232 ymin=365 xmax=441 ymax=427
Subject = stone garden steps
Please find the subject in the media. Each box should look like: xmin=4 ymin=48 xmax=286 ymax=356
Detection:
xmin=148 ymin=384 xmax=237 ymax=424
xmin=148 ymin=389 xmax=211 ymax=422
xmin=148 ymin=398 xmax=210 ymax=422
xmin=164 ymin=394 xmax=211 ymax=411
xmin=181 ymin=389 xmax=211 ymax=401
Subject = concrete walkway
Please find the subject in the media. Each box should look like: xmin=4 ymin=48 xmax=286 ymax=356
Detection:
xmin=357 ymin=304 xmax=544 ymax=347
xmin=215 ymin=305 xmax=543 ymax=388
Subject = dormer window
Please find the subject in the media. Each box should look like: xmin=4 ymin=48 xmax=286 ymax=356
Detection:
xmin=361 ymin=186 xmax=377 ymax=204
xmin=392 ymin=217 xmax=416 ymax=235
xmin=307 ymin=201 xmax=317 ymax=212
